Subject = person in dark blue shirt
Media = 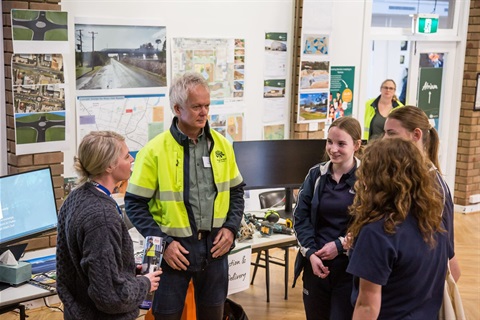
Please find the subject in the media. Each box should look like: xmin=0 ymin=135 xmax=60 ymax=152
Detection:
xmin=293 ymin=117 xmax=362 ymax=320
xmin=383 ymin=106 xmax=460 ymax=281
xmin=347 ymin=138 xmax=449 ymax=319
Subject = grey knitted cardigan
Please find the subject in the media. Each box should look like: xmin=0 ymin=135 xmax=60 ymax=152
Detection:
xmin=56 ymin=183 xmax=150 ymax=320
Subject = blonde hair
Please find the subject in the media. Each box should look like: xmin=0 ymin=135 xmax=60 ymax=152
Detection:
xmin=348 ymin=138 xmax=443 ymax=247
xmin=74 ymin=131 xmax=125 ymax=185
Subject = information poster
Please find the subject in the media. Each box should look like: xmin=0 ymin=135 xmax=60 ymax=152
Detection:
xmin=418 ymin=67 xmax=442 ymax=131
xmin=76 ymin=94 xmax=166 ymax=153
xmin=172 ymin=37 xmax=244 ymax=103
xmin=328 ymin=66 xmax=355 ymax=121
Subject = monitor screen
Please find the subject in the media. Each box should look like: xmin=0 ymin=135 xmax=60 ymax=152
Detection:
xmin=233 ymin=139 xmax=327 ymax=190
xmin=0 ymin=167 xmax=58 ymax=248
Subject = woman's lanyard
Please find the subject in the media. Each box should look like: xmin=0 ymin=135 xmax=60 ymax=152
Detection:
xmin=90 ymin=181 xmax=123 ymax=216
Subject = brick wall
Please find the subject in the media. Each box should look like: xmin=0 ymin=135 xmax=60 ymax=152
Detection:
xmin=455 ymin=0 xmax=480 ymax=207
xmin=2 ymin=0 xmax=63 ymax=251
xmin=290 ymin=0 xmax=325 ymax=139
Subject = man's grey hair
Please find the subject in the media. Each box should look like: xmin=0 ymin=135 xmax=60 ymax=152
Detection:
xmin=169 ymin=72 xmax=210 ymax=114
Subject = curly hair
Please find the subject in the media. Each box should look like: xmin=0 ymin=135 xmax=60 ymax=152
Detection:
xmin=348 ymin=138 xmax=443 ymax=247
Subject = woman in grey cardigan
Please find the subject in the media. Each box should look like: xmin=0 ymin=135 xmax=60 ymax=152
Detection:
xmin=56 ymin=131 xmax=161 ymax=320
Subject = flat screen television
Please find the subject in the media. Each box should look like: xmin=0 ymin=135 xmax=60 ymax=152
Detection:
xmin=0 ymin=167 xmax=58 ymax=256
xmin=233 ymin=139 xmax=328 ymax=217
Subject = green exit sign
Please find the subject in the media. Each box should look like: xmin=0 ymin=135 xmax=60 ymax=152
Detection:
xmin=412 ymin=14 xmax=439 ymax=34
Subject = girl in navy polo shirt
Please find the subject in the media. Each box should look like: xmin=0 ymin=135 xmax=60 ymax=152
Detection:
xmin=347 ymin=138 xmax=449 ymax=319
xmin=293 ymin=116 xmax=362 ymax=320
xmin=383 ymin=105 xmax=460 ymax=281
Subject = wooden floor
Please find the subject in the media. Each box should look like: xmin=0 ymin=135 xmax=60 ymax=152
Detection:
xmin=2 ymin=212 xmax=479 ymax=320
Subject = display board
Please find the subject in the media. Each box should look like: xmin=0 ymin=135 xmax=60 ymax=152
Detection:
xmin=60 ymin=0 xmax=295 ymax=177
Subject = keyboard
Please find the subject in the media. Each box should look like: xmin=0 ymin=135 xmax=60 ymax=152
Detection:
xmin=25 ymin=254 xmax=56 ymax=274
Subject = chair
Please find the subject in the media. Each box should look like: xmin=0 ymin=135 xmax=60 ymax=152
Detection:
xmin=258 ymin=190 xmax=286 ymax=209
xmin=250 ymin=190 xmax=292 ymax=302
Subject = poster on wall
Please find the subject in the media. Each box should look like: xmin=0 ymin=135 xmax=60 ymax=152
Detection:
xmin=417 ymin=67 xmax=442 ymax=131
xmin=299 ymin=61 xmax=330 ymax=90
xmin=297 ymin=92 xmax=329 ymax=122
xmin=264 ymin=79 xmax=285 ymax=98
xmin=417 ymin=52 xmax=444 ymax=130
xmin=209 ymin=113 xmax=244 ymax=142
xmin=12 ymin=54 xmax=67 ymax=155
xmin=263 ymin=99 xmax=285 ymax=123
xmin=328 ymin=66 xmax=355 ymax=122
xmin=76 ymin=94 xmax=167 ymax=154
xmin=263 ymin=124 xmax=285 ymax=140
xmin=264 ymin=32 xmax=287 ymax=77
xmin=171 ymin=37 xmax=245 ymax=111
xmin=297 ymin=32 xmax=330 ymax=124
xmin=263 ymin=32 xmax=288 ymax=133
xmin=74 ymin=19 xmax=167 ymax=94
xmin=11 ymin=9 xmax=69 ymax=53
xmin=303 ymin=34 xmax=329 ymax=56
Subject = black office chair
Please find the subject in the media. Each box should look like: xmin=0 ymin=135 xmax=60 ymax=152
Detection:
xmin=258 ymin=190 xmax=286 ymax=209
xmin=250 ymin=190 xmax=292 ymax=302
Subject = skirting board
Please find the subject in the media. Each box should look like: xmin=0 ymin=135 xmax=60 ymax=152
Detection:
xmin=454 ymin=203 xmax=480 ymax=214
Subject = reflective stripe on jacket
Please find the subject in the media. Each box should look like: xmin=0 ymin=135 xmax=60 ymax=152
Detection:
xmin=127 ymin=122 xmax=243 ymax=238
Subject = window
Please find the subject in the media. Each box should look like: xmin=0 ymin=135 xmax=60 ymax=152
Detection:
xmin=372 ymin=0 xmax=454 ymax=29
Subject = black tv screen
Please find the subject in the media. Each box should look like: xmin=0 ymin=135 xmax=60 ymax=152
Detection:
xmin=0 ymin=167 xmax=58 ymax=248
xmin=233 ymin=139 xmax=327 ymax=190
xmin=233 ymin=139 xmax=327 ymax=217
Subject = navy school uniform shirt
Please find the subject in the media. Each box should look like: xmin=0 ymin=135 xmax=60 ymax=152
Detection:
xmin=347 ymin=213 xmax=451 ymax=320
xmin=315 ymin=167 xmax=355 ymax=249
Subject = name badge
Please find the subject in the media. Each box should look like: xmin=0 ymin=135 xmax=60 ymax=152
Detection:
xmin=203 ymin=156 xmax=211 ymax=168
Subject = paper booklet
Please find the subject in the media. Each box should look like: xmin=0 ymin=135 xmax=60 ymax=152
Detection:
xmin=139 ymin=236 xmax=164 ymax=310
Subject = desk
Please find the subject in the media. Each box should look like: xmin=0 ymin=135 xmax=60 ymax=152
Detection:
xmin=236 ymin=233 xmax=297 ymax=302
xmin=0 ymin=248 xmax=57 ymax=320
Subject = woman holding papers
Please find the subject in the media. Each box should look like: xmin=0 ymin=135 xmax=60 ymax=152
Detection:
xmin=56 ymin=131 xmax=161 ymax=320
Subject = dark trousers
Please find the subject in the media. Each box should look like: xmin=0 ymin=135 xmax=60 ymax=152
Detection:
xmin=302 ymin=255 xmax=353 ymax=320
xmin=152 ymin=236 xmax=228 ymax=320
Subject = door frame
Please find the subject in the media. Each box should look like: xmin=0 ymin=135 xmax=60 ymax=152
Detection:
xmin=407 ymin=41 xmax=460 ymax=188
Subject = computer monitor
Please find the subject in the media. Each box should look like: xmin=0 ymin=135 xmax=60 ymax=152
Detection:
xmin=0 ymin=167 xmax=58 ymax=256
xmin=233 ymin=139 xmax=328 ymax=217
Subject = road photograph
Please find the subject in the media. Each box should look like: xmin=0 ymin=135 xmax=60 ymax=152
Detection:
xmin=75 ymin=23 xmax=167 ymax=90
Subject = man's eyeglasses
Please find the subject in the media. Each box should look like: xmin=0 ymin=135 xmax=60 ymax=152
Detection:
xmin=382 ymin=86 xmax=395 ymax=91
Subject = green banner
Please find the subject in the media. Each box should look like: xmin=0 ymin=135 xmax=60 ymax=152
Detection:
xmin=265 ymin=32 xmax=287 ymax=41
xmin=417 ymin=67 xmax=442 ymax=130
xmin=329 ymin=66 xmax=355 ymax=118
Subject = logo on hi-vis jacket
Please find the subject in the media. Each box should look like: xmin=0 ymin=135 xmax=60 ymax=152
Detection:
xmin=215 ymin=150 xmax=226 ymax=163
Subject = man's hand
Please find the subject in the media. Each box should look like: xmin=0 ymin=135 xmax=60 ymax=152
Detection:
xmin=163 ymin=240 xmax=190 ymax=270
xmin=309 ymin=254 xmax=330 ymax=278
xmin=211 ymin=228 xmax=234 ymax=258
xmin=316 ymin=241 xmax=338 ymax=261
